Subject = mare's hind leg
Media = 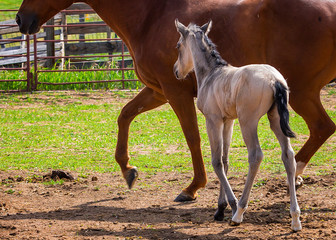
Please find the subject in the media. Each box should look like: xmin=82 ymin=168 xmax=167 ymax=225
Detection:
xmin=267 ymin=107 xmax=302 ymax=231
xmin=215 ymin=119 xmax=235 ymax=221
xmin=206 ymin=117 xmax=238 ymax=218
xmin=231 ymin=119 xmax=263 ymax=225
xmin=115 ymin=87 xmax=167 ymax=188
xmin=289 ymin=90 xmax=335 ymax=184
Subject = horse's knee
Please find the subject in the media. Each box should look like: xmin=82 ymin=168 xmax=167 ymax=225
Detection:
xmin=117 ymin=107 xmax=135 ymax=126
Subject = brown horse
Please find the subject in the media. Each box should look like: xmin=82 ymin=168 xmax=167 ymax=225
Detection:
xmin=16 ymin=0 xmax=336 ymax=202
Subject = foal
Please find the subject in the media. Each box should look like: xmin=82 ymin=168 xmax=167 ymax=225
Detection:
xmin=173 ymin=20 xmax=302 ymax=231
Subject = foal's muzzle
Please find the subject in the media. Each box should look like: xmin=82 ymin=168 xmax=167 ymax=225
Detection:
xmin=173 ymin=63 xmax=183 ymax=80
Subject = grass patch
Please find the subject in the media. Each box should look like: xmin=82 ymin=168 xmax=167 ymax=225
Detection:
xmin=0 ymin=0 xmax=21 ymax=10
xmin=43 ymin=179 xmax=65 ymax=186
xmin=0 ymin=90 xmax=335 ymax=176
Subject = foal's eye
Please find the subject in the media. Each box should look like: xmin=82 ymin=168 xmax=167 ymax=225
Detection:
xmin=176 ymin=43 xmax=180 ymax=49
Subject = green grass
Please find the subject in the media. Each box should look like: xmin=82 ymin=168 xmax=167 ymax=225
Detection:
xmin=0 ymin=60 xmax=141 ymax=91
xmin=0 ymin=89 xmax=335 ymax=176
xmin=0 ymin=0 xmax=21 ymax=10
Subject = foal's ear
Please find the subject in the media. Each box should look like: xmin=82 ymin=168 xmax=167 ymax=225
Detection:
xmin=201 ymin=20 xmax=213 ymax=35
xmin=175 ymin=19 xmax=188 ymax=37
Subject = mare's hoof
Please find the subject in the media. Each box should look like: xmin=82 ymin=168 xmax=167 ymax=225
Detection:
xmin=229 ymin=220 xmax=240 ymax=226
xmin=214 ymin=210 xmax=224 ymax=221
xmin=174 ymin=191 xmax=196 ymax=202
xmin=295 ymin=176 xmax=303 ymax=190
xmin=125 ymin=167 xmax=138 ymax=189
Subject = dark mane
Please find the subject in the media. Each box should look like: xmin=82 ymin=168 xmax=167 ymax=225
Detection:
xmin=206 ymin=37 xmax=228 ymax=67
xmin=194 ymin=26 xmax=228 ymax=67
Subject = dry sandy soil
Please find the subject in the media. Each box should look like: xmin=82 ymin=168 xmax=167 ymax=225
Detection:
xmin=0 ymin=170 xmax=335 ymax=240
xmin=0 ymin=87 xmax=335 ymax=239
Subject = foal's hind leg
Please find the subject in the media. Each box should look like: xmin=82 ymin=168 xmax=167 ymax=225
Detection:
xmin=215 ymin=119 xmax=235 ymax=221
xmin=206 ymin=117 xmax=238 ymax=218
xmin=268 ymin=108 xmax=302 ymax=231
xmin=231 ymin=119 xmax=263 ymax=225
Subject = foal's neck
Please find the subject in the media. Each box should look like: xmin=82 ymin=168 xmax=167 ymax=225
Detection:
xmin=190 ymin=43 xmax=227 ymax=89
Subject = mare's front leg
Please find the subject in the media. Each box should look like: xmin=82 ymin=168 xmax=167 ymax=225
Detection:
xmin=215 ymin=119 xmax=235 ymax=221
xmin=166 ymin=93 xmax=207 ymax=202
xmin=206 ymin=117 xmax=238 ymax=219
xmin=231 ymin=119 xmax=263 ymax=225
xmin=115 ymin=87 xmax=167 ymax=188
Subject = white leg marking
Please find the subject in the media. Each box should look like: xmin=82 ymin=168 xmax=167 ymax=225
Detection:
xmin=296 ymin=161 xmax=307 ymax=176
xmin=231 ymin=206 xmax=247 ymax=223
xmin=291 ymin=209 xmax=302 ymax=231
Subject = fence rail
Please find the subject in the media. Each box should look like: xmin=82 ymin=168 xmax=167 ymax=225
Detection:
xmin=0 ymin=3 xmax=139 ymax=92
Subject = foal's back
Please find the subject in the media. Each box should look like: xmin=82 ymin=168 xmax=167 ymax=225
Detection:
xmin=198 ymin=64 xmax=287 ymax=121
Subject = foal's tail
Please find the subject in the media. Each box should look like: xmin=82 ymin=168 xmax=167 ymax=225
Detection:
xmin=274 ymin=81 xmax=296 ymax=138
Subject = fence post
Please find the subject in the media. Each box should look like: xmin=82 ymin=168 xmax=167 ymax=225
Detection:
xmin=122 ymin=42 xmax=125 ymax=89
xmin=79 ymin=13 xmax=85 ymax=40
xmin=45 ymin=18 xmax=55 ymax=68
xmin=26 ymin=34 xmax=31 ymax=91
xmin=0 ymin=34 xmax=4 ymax=49
xmin=33 ymin=34 xmax=38 ymax=90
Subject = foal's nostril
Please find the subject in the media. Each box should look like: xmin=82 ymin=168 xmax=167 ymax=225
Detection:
xmin=16 ymin=14 xmax=21 ymax=26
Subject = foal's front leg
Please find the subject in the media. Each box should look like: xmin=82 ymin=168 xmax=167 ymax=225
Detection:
xmin=215 ymin=119 xmax=235 ymax=221
xmin=206 ymin=117 xmax=238 ymax=219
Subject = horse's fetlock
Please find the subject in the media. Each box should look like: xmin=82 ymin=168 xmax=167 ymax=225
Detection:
xmin=228 ymin=199 xmax=238 ymax=209
xmin=218 ymin=201 xmax=228 ymax=210
xmin=291 ymin=209 xmax=302 ymax=232
xmin=211 ymin=158 xmax=223 ymax=169
xmin=295 ymin=162 xmax=307 ymax=176
xmin=248 ymin=148 xmax=263 ymax=164
xmin=199 ymin=178 xmax=207 ymax=188
xmin=290 ymin=208 xmax=301 ymax=218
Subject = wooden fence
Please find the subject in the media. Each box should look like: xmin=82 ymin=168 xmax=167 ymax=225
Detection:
xmin=0 ymin=3 xmax=137 ymax=91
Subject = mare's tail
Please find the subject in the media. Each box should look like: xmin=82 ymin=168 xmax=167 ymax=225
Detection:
xmin=274 ymin=81 xmax=296 ymax=138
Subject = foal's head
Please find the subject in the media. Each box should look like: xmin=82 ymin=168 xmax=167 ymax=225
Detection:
xmin=173 ymin=19 xmax=213 ymax=79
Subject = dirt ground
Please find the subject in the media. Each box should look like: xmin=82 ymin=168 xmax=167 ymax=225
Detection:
xmin=0 ymin=87 xmax=335 ymax=239
xmin=0 ymin=170 xmax=335 ymax=240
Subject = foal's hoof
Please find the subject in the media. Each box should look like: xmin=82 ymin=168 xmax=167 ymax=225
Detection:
xmin=214 ymin=210 xmax=224 ymax=221
xmin=174 ymin=191 xmax=196 ymax=202
xmin=124 ymin=167 xmax=138 ymax=189
xmin=229 ymin=220 xmax=241 ymax=226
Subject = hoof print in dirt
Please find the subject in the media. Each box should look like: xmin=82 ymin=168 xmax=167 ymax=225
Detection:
xmin=91 ymin=176 xmax=98 ymax=181
xmin=45 ymin=170 xmax=75 ymax=181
